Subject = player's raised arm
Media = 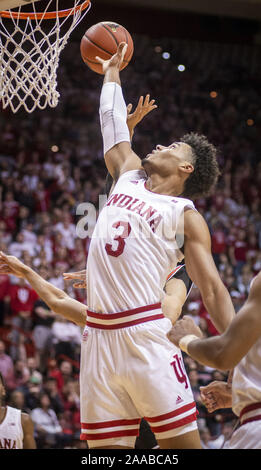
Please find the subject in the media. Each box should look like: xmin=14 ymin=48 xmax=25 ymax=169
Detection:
xmin=183 ymin=209 xmax=235 ymax=334
xmin=96 ymin=42 xmax=143 ymax=180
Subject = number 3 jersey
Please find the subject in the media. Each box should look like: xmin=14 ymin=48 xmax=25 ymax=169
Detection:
xmin=86 ymin=169 xmax=195 ymax=313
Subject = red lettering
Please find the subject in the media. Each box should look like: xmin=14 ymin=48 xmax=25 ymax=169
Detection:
xmin=170 ymin=354 xmax=188 ymax=389
xmin=107 ymin=193 xmax=123 ymax=206
xmin=105 ymin=221 xmax=132 ymax=258
xmin=126 ymin=198 xmax=140 ymax=210
xmin=141 ymin=206 xmax=157 ymax=220
xmin=149 ymin=214 xmax=163 ymax=233
xmin=131 ymin=202 xmax=146 ymax=215
xmin=4 ymin=438 xmax=11 ymax=449
xmin=117 ymin=195 xmax=133 ymax=208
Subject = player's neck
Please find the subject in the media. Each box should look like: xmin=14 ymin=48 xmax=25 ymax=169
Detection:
xmin=146 ymin=175 xmax=184 ymax=197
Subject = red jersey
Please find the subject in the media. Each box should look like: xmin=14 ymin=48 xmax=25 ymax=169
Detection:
xmin=7 ymin=284 xmax=39 ymax=315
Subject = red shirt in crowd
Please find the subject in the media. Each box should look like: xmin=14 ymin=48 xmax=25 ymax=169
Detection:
xmin=232 ymin=240 xmax=248 ymax=262
xmin=211 ymin=229 xmax=226 ymax=254
xmin=6 ymin=284 xmax=39 ymax=316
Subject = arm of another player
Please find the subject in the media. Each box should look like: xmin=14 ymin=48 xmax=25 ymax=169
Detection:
xmin=200 ymin=380 xmax=233 ymax=413
xmin=167 ymin=273 xmax=261 ymax=370
xmin=183 ymin=209 xmax=235 ymax=333
xmin=21 ymin=413 xmax=37 ymax=449
xmin=0 ymin=252 xmax=86 ymax=327
xmin=163 ymin=264 xmax=193 ymax=324
xmin=162 ymin=277 xmax=187 ymax=324
xmin=97 ymin=43 xmax=146 ymax=180
xmin=126 ymin=94 xmax=157 ymax=141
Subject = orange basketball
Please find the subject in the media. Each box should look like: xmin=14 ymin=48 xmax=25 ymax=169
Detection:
xmin=80 ymin=21 xmax=134 ymax=74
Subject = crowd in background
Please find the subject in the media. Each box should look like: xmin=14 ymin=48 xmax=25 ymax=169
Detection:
xmin=0 ymin=33 xmax=260 ymax=448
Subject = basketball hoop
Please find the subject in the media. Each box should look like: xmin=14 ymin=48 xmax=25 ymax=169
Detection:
xmin=0 ymin=1 xmax=92 ymax=113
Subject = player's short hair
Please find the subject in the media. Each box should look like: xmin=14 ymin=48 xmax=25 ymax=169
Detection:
xmin=180 ymin=132 xmax=220 ymax=200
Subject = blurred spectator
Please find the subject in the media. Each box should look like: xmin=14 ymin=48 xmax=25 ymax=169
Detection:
xmin=42 ymin=376 xmax=64 ymax=416
xmin=30 ymin=392 xmax=67 ymax=448
xmin=0 ymin=340 xmax=15 ymax=390
xmin=24 ymin=376 xmax=42 ymax=410
xmin=12 ymin=359 xmax=30 ymax=389
xmin=5 ymin=278 xmax=38 ymax=360
xmin=32 ymin=298 xmax=55 ymax=373
xmin=51 ymin=316 xmax=81 ymax=362
xmin=0 ymin=274 xmax=9 ymax=325
xmin=26 ymin=356 xmax=43 ymax=385
xmin=49 ymin=360 xmax=77 ymax=394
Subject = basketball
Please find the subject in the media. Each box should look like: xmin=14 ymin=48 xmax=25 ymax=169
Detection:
xmin=80 ymin=21 xmax=134 ymax=74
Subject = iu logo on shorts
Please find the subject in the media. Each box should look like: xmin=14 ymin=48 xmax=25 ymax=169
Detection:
xmin=170 ymin=354 xmax=188 ymax=389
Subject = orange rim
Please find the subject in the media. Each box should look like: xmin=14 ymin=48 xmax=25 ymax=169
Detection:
xmin=0 ymin=0 xmax=91 ymax=20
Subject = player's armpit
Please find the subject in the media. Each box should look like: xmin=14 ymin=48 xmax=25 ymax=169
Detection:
xmin=183 ymin=210 xmax=235 ymax=333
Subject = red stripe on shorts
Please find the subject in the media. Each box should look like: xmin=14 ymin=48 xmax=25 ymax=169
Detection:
xmin=239 ymin=402 xmax=261 ymax=420
xmin=81 ymin=418 xmax=141 ymax=430
xmin=144 ymin=402 xmax=196 ymax=423
xmin=87 ymin=302 xmax=161 ymax=319
xmin=80 ymin=429 xmax=139 ymax=441
xmin=149 ymin=412 xmax=198 ymax=433
xmin=240 ymin=414 xmax=261 ymax=426
xmin=86 ymin=314 xmax=164 ymax=330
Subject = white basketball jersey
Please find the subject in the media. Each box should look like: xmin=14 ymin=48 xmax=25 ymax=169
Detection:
xmin=0 ymin=406 xmax=23 ymax=449
xmin=232 ymin=335 xmax=261 ymax=417
xmin=86 ymin=169 xmax=195 ymax=313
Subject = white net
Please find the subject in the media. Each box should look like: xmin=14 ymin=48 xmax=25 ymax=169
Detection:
xmin=0 ymin=0 xmax=91 ymax=113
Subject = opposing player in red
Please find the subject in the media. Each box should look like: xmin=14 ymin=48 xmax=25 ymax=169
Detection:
xmin=0 ymin=372 xmax=36 ymax=449
xmin=71 ymin=43 xmax=235 ymax=449
xmin=168 ymin=272 xmax=261 ymax=449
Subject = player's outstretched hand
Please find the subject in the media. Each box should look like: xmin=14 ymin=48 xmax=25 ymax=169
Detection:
xmin=63 ymin=270 xmax=87 ymax=289
xmin=0 ymin=251 xmax=27 ymax=278
xmin=200 ymin=381 xmax=232 ymax=413
xmin=127 ymin=94 xmax=157 ymax=139
xmin=167 ymin=315 xmax=203 ymax=347
xmin=96 ymin=42 xmax=128 ymax=74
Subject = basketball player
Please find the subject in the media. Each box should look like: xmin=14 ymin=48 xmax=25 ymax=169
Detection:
xmin=0 ymin=372 xmax=36 ymax=449
xmin=167 ymin=272 xmax=261 ymax=449
xmin=63 ymin=42 xmax=235 ymax=450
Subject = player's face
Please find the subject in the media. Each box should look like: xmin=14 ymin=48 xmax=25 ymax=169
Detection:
xmin=142 ymin=142 xmax=193 ymax=175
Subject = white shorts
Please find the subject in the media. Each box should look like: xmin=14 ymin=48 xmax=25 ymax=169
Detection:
xmin=229 ymin=421 xmax=261 ymax=449
xmin=229 ymin=403 xmax=261 ymax=449
xmin=80 ymin=306 xmax=198 ymax=448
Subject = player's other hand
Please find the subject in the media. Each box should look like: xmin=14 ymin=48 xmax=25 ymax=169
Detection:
xmin=167 ymin=315 xmax=203 ymax=346
xmin=200 ymin=381 xmax=232 ymax=413
xmin=63 ymin=270 xmax=87 ymax=289
xmin=0 ymin=251 xmax=28 ymax=278
xmin=127 ymin=94 xmax=157 ymax=138
xmin=96 ymin=42 xmax=127 ymax=74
